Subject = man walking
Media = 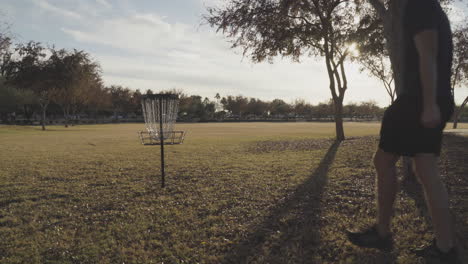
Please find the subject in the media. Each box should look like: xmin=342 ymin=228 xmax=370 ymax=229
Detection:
xmin=346 ymin=0 xmax=458 ymax=262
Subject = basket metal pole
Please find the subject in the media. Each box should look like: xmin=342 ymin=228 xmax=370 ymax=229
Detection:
xmin=159 ymin=97 xmax=165 ymax=188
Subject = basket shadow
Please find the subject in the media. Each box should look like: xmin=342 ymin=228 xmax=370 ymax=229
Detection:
xmin=220 ymin=140 xmax=341 ymax=263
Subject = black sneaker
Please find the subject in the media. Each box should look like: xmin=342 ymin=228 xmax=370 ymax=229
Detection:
xmin=346 ymin=224 xmax=393 ymax=251
xmin=414 ymin=239 xmax=460 ymax=264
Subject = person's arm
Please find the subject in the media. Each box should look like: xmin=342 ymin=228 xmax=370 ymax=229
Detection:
xmin=414 ymin=30 xmax=441 ymax=128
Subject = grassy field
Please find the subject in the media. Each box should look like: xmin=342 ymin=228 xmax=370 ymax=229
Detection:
xmin=0 ymin=122 xmax=467 ymax=263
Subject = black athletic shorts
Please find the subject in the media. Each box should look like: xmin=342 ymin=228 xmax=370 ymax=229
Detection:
xmin=379 ymin=95 xmax=454 ymax=156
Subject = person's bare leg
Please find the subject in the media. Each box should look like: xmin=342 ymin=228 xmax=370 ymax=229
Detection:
xmin=413 ymin=153 xmax=454 ymax=252
xmin=373 ymin=148 xmax=400 ymax=237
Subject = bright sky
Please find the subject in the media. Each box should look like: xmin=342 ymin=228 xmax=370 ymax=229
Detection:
xmin=2 ymin=0 xmax=467 ymax=107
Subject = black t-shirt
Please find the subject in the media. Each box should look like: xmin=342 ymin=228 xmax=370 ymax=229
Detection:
xmin=401 ymin=0 xmax=453 ymax=97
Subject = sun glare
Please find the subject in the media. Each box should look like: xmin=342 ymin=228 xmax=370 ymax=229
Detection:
xmin=347 ymin=42 xmax=360 ymax=57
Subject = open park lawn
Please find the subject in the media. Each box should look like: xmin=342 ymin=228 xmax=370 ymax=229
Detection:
xmin=0 ymin=122 xmax=467 ymax=263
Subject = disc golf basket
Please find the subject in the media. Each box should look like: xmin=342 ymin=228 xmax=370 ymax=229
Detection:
xmin=139 ymin=94 xmax=185 ymax=187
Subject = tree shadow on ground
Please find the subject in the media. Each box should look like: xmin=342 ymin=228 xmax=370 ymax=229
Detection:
xmin=221 ymin=140 xmax=341 ymax=263
xmin=401 ymin=134 xmax=468 ymax=263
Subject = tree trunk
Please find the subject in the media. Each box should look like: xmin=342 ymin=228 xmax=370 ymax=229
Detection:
xmin=71 ymin=105 xmax=78 ymax=126
xmin=334 ymin=100 xmax=345 ymax=141
xmin=24 ymin=105 xmax=33 ymax=122
xmin=324 ymin=51 xmax=347 ymax=141
xmin=386 ymin=0 xmax=407 ymax=96
xmin=94 ymin=109 xmax=98 ymax=124
xmin=41 ymin=106 xmax=46 ymax=131
xmin=63 ymin=108 xmax=69 ymax=128
xmin=453 ymin=95 xmax=468 ymax=129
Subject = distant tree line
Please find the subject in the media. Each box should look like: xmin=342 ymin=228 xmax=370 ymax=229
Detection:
xmin=0 ymin=34 xmax=394 ymax=126
xmin=0 ymin=68 xmax=393 ymax=124
xmin=213 ymin=96 xmax=387 ymax=122
xmin=0 ymin=34 xmax=466 ymax=128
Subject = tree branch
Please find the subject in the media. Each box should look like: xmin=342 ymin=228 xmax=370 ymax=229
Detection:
xmin=331 ymin=59 xmax=343 ymax=94
xmin=286 ymin=15 xmax=314 ymax=27
xmin=339 ymin=61 xmax=347 ymax=95
xmin=332 ymin=51 xmax=348 ymax=73
xmin=324 ymin=51 xmax=339 ymax=100
xmin=451 ymin=64 xmax=461 ymax=92
xmin=307 ymin=40 xmax=325 ymax=53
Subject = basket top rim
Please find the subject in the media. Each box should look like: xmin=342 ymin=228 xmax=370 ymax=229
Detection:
xmin=142 ymin=94 xmax=179 ymax=100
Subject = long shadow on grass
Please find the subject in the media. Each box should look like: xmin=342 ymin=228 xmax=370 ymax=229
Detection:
xmin=221 ymin=140 xmax=340 ymax=263
xmin=401 ymin=134 xmax=468 ymax=263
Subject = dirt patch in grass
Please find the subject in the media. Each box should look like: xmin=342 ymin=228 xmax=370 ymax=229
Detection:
xmin=247 ymin=138 xmax=334 ymax=153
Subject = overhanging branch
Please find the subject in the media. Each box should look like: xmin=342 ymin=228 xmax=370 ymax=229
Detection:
xmin=287 ymin=15 xmax=314 ymax=27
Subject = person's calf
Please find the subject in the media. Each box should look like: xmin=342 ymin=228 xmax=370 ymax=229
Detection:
xmin=413 ymin=154 xmax=455 ymax=252
xmin=373 ymin=149 xmax=399 ymax=236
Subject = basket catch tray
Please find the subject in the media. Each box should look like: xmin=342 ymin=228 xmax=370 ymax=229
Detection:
xmin=138 ymin=131 xmax=186 ymax=145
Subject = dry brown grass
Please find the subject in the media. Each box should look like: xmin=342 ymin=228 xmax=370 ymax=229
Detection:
xmin=0 ymin=122 xmax=466 ymax=263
